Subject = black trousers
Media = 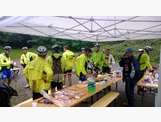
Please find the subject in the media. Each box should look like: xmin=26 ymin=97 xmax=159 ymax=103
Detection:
xmin=51 ymin=82 xmax=63 ymax=90
xmin=133 ymin=69 xmax=146 ymax=85
xmin=124 ymin=75 xmax=135 ymax=106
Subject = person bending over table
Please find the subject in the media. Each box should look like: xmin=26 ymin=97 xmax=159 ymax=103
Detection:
xmin=133 ymin=46 xmax=153 ymax=84
xmin=75 ymin=48 xmax=92 ymax=82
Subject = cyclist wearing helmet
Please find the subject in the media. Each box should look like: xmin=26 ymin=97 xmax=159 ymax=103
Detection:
xmin=23 ymin=46 xmax=53 ymax=100
xmin=61 ymin=45 xmax=75 ymax=86
xmin=20 ymin=46 xmax=37 ymax=68
xmin=138 ymin=46 xmax=153 ymax=78
xmin=75 ymin=48 xmax=92 ymax=82
xmin=102 ymin=48 xmax=115 ymax=73
xmin=20 ymin=46 xmax=37 ymax=88
xmin=0 ymin=46 xmax=13 ymax=85
xmin=47 ymin=44 xmax=63 ymax=92
xmin=91 ymin=44 xmax=105 ymax=74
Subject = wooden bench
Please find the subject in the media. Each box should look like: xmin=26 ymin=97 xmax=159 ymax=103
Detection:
xmin=91 ymin=91 xmax=120 ymax=107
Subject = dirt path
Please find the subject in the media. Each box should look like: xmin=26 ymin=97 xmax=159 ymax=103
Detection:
xmin=10 ymin=59 xmax=32 ymax=106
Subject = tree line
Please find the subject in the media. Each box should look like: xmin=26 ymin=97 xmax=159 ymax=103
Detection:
xmin=0 ymin=32 xmax=95 ymax=52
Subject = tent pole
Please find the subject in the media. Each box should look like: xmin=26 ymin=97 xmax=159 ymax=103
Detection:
xmin=155 ymin=47 xmax=161 ymax=107
xmin=96 ymin=35 xmax=99 ymax=44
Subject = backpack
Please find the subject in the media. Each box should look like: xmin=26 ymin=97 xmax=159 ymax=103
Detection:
xmin=0 ymin=82 xmax=18 ymax=107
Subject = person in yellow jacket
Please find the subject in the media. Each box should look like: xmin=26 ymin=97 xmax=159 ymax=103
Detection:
xmin=20 ymin=47 xmax=37 ymax=68
xmin=75 ymin=48 xmax=92 ymax=82
xmin=139 ymin=46 xmax=152 ymax=71
xmin=0 ymin=46 xmax=14 ymax=85
xmin=0 ymin=54 xmax=1 ymax=71
xmin=61 ymin=45 xmax=75 ymax=86
xmin=47 ymin=45 xmax=63 ymax=92
xmin=91 ymin=44 xmax=105 ymax=73
xmin=23 ymin=46 xmax=53 ymax=100
xmin=102 ymin=48 xmax=115 ymax=73
xmin=20 ymin=47 xmax=38 ymax=88
xmin=135 ymin=46 xmax=153 ymax=83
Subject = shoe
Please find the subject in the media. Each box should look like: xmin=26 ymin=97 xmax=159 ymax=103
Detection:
xmin=24 ymin=84 xmax=30 ymax=88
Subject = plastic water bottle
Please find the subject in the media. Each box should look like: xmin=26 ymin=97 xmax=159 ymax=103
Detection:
xmin=87 ymin=77 xmax=96 ymax=94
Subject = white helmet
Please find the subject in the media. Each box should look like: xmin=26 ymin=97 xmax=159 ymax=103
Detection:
xmin=37 ymin=46 xmax=48 ymax=56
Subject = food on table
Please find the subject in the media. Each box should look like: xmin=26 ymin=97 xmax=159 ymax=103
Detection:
xmin=143 ymin=71 xmax=159 ymax=84
xmin=96 ymin=75 xmax=103 ymax=81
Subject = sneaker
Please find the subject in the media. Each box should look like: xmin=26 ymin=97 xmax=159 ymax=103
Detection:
xmin=24 ymin=84 xmax=30 ymax=88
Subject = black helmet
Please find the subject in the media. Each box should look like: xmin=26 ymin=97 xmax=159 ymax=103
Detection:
xmin=85 ymin=48 xmax=92 ymax=53
xmin=144 ymin=46 xmax=153 ymax=52
xmin=4 ymin=46 xmax=12 ymax=50
xmin=52 ymin=44 xmax=60 ymax=51
xmin=22 ymin=47 xmax=28 ymax=50
xmin=37 ymin=46 xmax=48 ymax=56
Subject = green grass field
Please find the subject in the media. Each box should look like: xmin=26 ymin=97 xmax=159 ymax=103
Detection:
xmin=0 ymin=48 xmax=34 ymax=59
xmin=0 ymin=39 xmax=161 ymax=65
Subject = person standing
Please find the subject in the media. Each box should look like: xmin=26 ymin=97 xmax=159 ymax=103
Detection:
xmin=138 ymin=46 xmax=153 ymax=79
xmin=20 ymin=47 xmax=37 ymax=68
xmin=102 ymin=48 xmax=116 ymax=73
xmin=47 ymin=45 xmax=63 ymax=92
xmin=119 ymin=48 xmax=139 ymax=106
xmin=91 ymin=44 xmax=105 ymax=74
xmin=0 ymin=46 xmax=13 ymax=86
xmin=20 ymin=46 xmax=37 ymax=88
xmin=23 ymin=46 xmax=53 ymax=100
xmin=61 ymin=45 xmax=75 ymax=86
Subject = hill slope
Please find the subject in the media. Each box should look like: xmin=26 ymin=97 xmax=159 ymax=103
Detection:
xmin=100 ymin=39 xmax=161 ymax=64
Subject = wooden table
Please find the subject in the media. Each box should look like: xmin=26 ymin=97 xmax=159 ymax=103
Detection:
xmin=15 ymin=76 xmax=122 ymax=107
xmin=137 ymin=80 xmax=158 ymax=89
xmin=137 ymin=76 xmax=159 ymax=104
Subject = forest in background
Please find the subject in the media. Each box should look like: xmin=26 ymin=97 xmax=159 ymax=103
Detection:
xmin=0 ymin=32 xmax=161 ymax=64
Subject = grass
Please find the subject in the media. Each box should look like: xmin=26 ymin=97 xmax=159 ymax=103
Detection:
xmin=0 ymin=39 xmax=161 ymax=65
xmin=101 ymin=39 xmax=161 ymax=65
xmin=0 ymin=48 xmax=37 ymax=59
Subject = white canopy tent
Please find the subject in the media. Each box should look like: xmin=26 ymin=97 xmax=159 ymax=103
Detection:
xmin=0 ymin=16 xmax=161 ymax=42
xmin=0 ymin=16 xmax=161 ymax=106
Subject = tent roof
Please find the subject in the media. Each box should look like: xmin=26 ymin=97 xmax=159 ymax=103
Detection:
xmin=0 ymin=16 xmax=161 ymax=42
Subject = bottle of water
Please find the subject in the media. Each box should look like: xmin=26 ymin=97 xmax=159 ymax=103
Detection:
xmin=87 ymin=77 xmax=96 ymax=94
